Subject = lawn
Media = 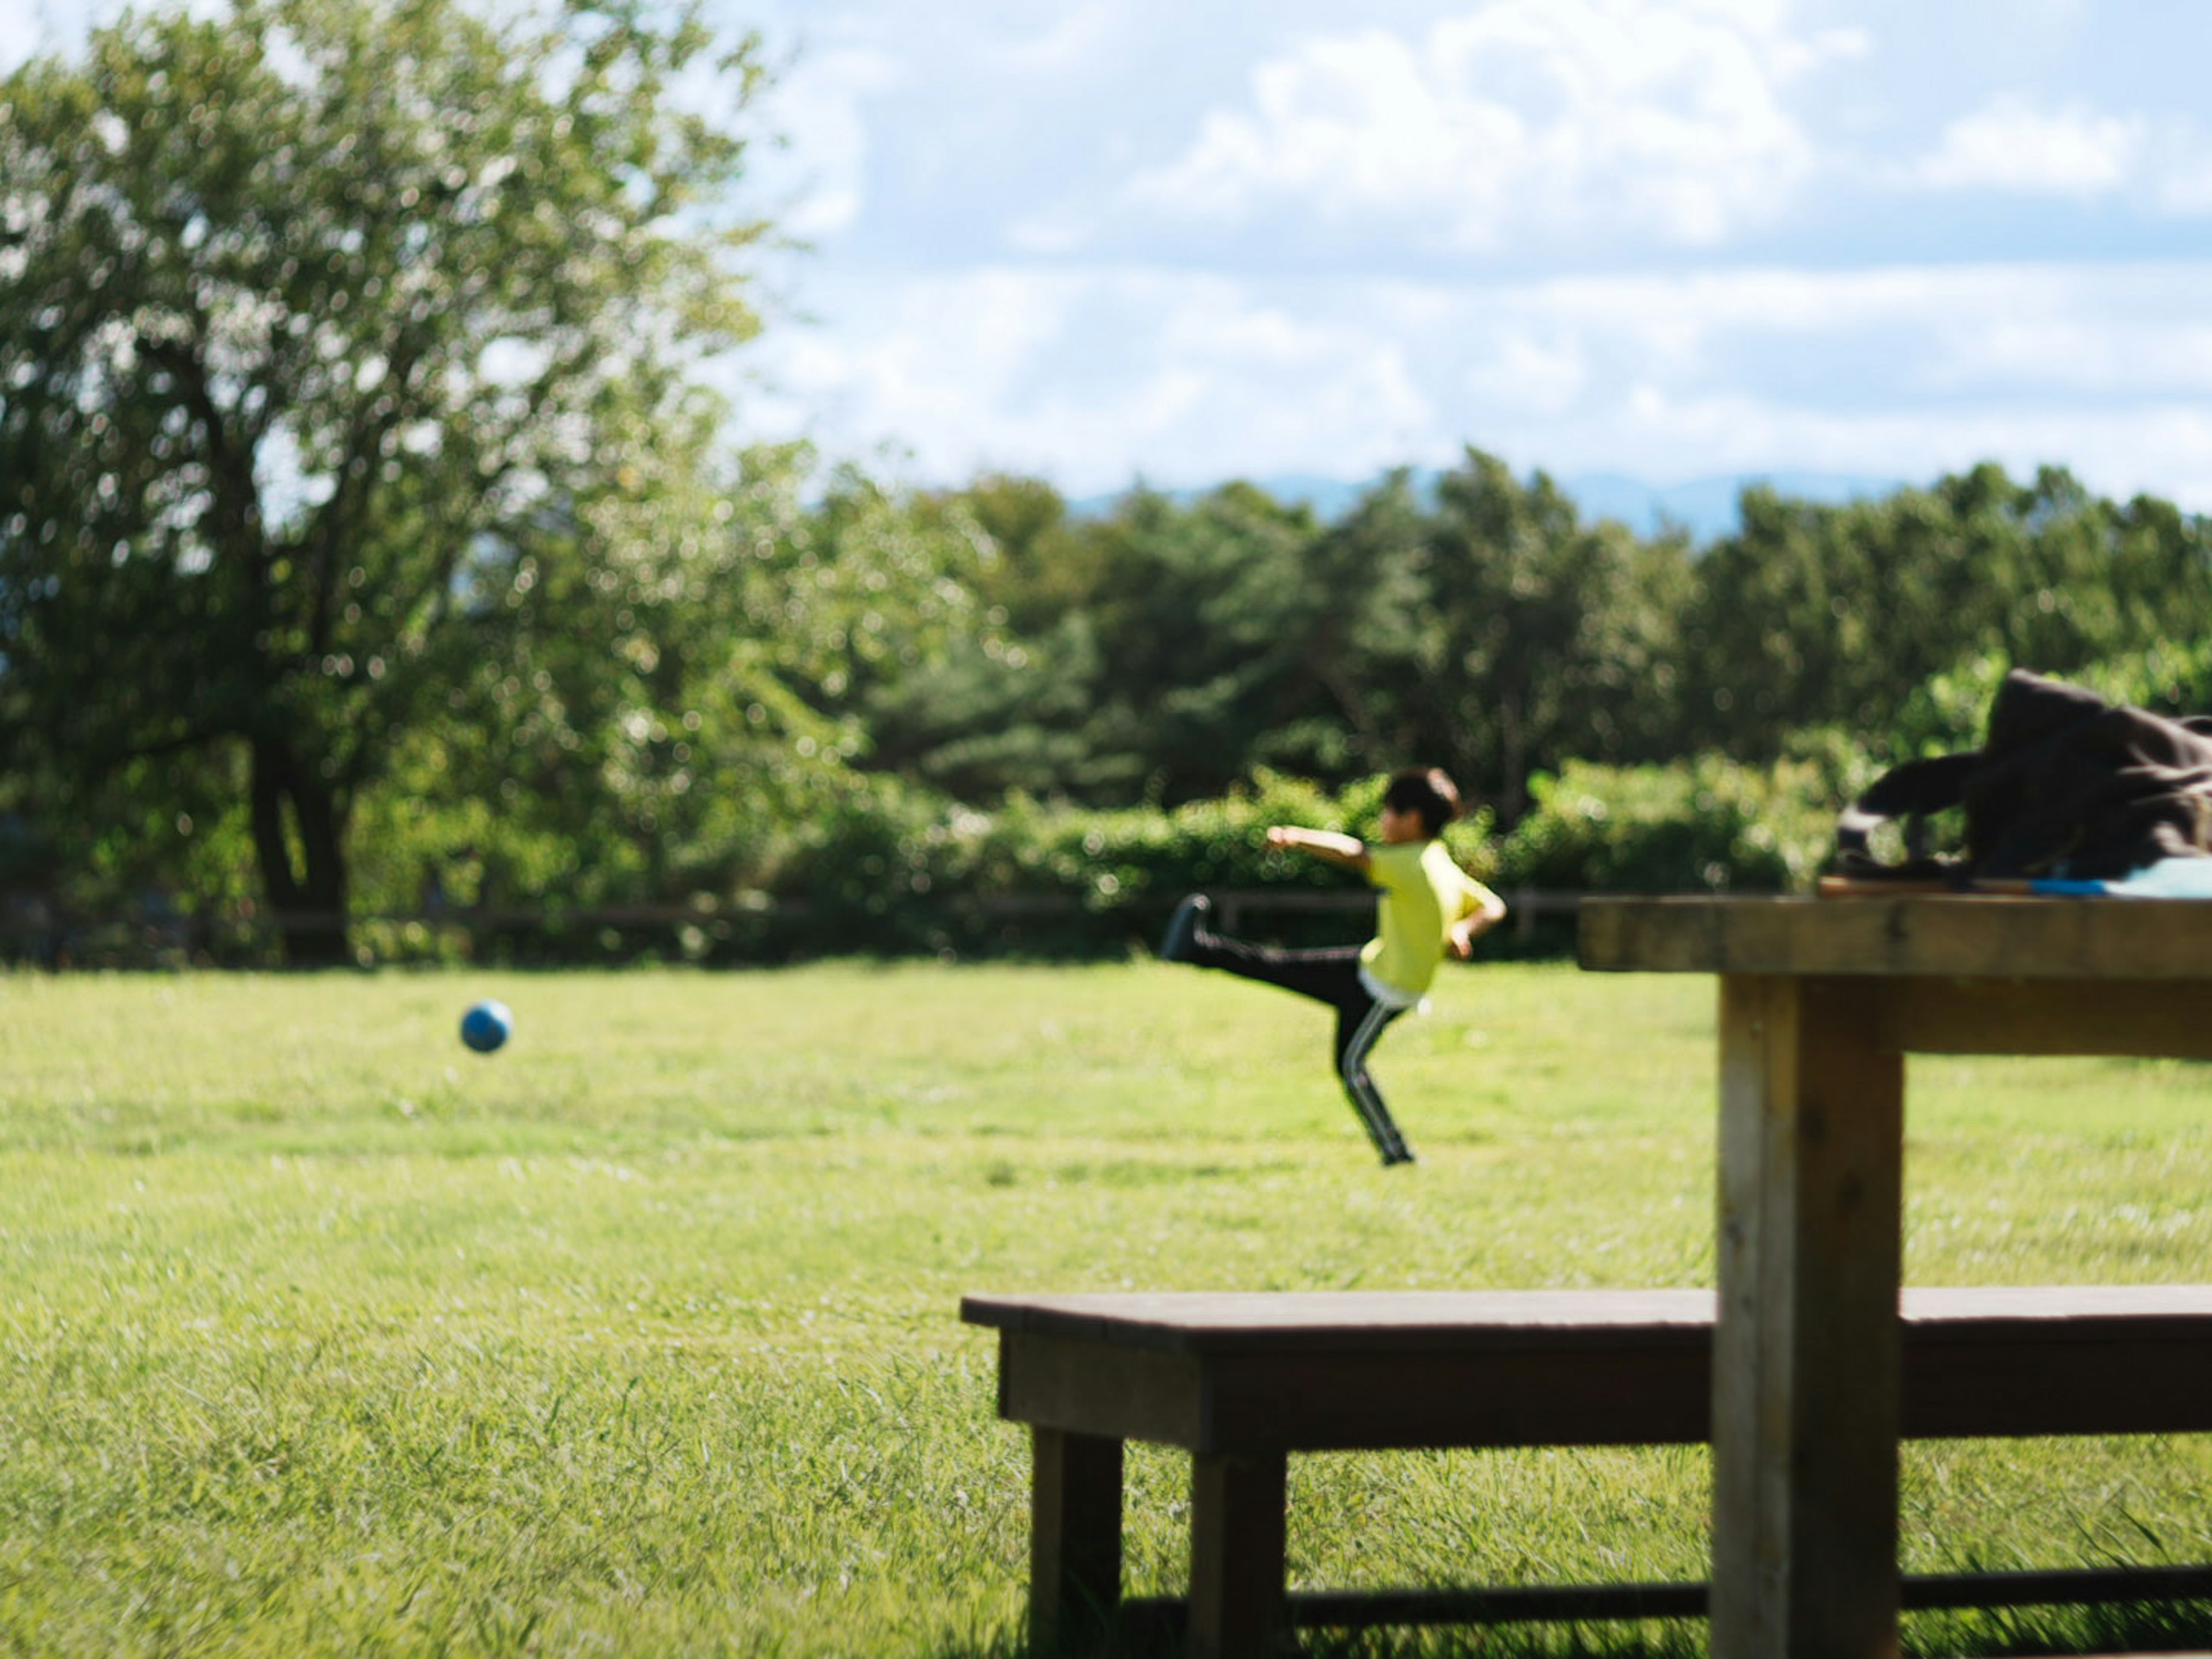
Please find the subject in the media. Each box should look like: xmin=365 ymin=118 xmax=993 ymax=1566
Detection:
xmin=3 ymin=960 xmax=2211 ymax=1656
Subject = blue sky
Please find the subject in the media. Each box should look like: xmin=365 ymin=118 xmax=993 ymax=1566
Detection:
xmin=12 ymin=0 xmax=2212 ymax=507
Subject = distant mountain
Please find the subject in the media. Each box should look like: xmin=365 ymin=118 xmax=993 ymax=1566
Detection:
xmin=1070 ymin=468 xmax=1907 ymax=546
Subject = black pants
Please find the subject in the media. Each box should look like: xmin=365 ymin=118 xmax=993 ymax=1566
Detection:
xmin=1185 ymin=930 xmax=1414 ymax=1164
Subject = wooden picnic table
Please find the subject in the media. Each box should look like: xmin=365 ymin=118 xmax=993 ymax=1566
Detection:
xmin=1579 ymin=893 xmax=2212 ymax=1659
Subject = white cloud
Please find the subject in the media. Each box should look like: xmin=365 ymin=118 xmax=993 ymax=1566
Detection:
xmin=1592 ymin=385 xmax=2212 ymax=513
xmin=2144 ymin=123 xmax=2212 ymax=216
xmin=1003 ymin=211 xmax=1093 ymax=257
xmin=738 ymin=257 xmax=2212 ymax=511
xmin=1464 ymin=331 xmax=1591 ymax=416
xmin=745 ymin=266 xmax=1435 ymax=488
xmin=758 ymin=45 xmax=903 ymax=241
xmin=1916 ymin=97 xmax=2143 ymax=198
xmin=1911 ymin=95 xmax=2212 ymax=217
xmin=2153 ymin=167 xmax=2212 ymax=217
xmin=1124 ymin=0 xmax=1865 ymax=251
xmin=978 ymin=4 xmax=1123 ymax=75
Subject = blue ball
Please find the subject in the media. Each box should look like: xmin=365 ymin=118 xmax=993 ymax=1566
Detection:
xmin=460 ymin=999 xmax=513 ymax=1054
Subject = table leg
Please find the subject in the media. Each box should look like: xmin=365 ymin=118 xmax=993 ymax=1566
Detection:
xmin=1712 ymin=975 xmax=1905 ymax=1659
xmin=1186 ymin=1449 xmax=1288 ymax=1658
xmin=1031 ymin=1426 xmax=1124 ymax=1654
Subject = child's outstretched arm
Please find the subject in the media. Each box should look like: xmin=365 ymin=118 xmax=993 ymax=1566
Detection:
xmin=1266 ymin=824 xmax=1369 ymax=872
xmin=1447 ymin=888 xmax=1509 ymax=959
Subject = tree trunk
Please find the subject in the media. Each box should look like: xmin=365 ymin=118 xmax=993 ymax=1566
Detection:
xmin=249 ymin=736 xmax=351 ymax=967
xmin=1497 ymin=694 xmax=1529 ymax=825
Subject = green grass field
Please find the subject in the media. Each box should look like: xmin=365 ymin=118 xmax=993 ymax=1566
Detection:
xmin=4 ymin=960 xmax=2212 ymax=1656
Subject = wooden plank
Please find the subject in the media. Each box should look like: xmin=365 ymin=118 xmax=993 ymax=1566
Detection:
xmin=962 ymin=1288 xmax=1720 ymax=1353
xmin=1200 ymin=1345 xmax=1709 ymax=1453
xmin=969 ymin=1285 xmax=2212 ymax=1346
xmin=998 ymin=1330 xmax=1206 ymax=1448
xmin=1029 ymin=1427 xmax=1123 ymax=1654
xmin=1901 ymin=1283 xmax=2212 ymax=1323
xmin=1186 ymin=1449 xmax=1289 ymax=1659
xmin=1579 ymin=894 xmax=2212 ymax=979
xmin=997 ymin=1308 xmax=2212 ymax=1452
xmin=977 ymin=1287 xmax=2212 ymax=1452
xmin=1873 ymin=977 xmax=2212 ymax=1060
xmin=1904 ymin=1335 xmax=2212 ymax=1437
xmin=1902 ymin=1287 xmax=2212 ymax=1440
xmin=1711 ymin=975 xmax=1905 ymax=1659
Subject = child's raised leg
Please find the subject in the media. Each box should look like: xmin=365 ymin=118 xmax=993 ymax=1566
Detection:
xmin=1161 ymin=898 xmax=1416 ymax=1166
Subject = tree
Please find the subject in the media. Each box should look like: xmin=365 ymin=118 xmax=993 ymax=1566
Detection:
xmin=843 ymin=478 xmax=1385 ymax=808
xmin=0 ymin=0 xmax=770 ymax=961
xmin=1044 ymin=483 xmax=1344 ymax=802
xmin=1390 ymin=450 xmax=1690 ymax=821
xmin=1680 ymin=465 xmax=2212 ymax=758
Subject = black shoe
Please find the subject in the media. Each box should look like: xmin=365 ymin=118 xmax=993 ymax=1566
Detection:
xmin=1382 ymin=1147 xmax=1418 ymax=1168
xmin=1158 ymin=894 xmax=1210 ymax=963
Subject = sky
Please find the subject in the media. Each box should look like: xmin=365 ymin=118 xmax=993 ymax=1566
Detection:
xmin=10 ymin=0 xmax=2212 ymax=509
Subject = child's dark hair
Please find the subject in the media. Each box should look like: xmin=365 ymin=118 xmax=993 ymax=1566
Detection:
xmin=1382 ymin=767 xmax=1462 ymax=838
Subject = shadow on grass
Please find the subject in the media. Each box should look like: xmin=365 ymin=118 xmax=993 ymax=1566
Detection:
xmin=927 ymin=1599 xmax=2212 ymax=1658
xmin=1902 ymin=1596 xmax=2212 ymax=1657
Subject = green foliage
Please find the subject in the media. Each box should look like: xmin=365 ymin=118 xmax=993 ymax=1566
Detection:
xmin=1887 ymin=653 xmax=2017 ymax=762
xmin=2045 ymin=637 xmax=2212 ymax=722
xmin=1494 ymin=756 xmax=1836 ymax=895
xmin=1889 ymin=642 xmax=2212 ymax=772
xmin=905 ymin=478 xmax=1380 ymax=804
xmin=0 ymin=0 xmax=775 ymax=961
xmin=1389 ymin=452 xmax=1692 ymax=819
xmin=835 ymin=452 xmax=1708 ymax=825
xmin=1683 ymin=465 xmax=2212 ymax=757
xmin=901 ymin=458 xmax=2212 ymax=839
xmin=753 ymin=770 xmax=1398 ymax=959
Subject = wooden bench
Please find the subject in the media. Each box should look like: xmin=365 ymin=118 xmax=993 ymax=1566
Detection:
xmin=961 ymin=1286 xmax=2212 ymax=1657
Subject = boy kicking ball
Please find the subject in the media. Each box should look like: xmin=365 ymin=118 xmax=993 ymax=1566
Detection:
xmin=1158 ymin=767 xmax=1506 ymax=1166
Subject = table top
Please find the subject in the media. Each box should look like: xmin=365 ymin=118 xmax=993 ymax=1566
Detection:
xmin=959 ymin=1286 xmax=2212 ymax=1355
xmin=1579 ymin=893 xmax=2212 ymax=979
xmin=963 ymin=1289 xmax=1717 ymax=1353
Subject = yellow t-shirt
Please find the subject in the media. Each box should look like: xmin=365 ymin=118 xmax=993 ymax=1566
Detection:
xmin=1358 ymin=839 xmax=1497 ymax=1006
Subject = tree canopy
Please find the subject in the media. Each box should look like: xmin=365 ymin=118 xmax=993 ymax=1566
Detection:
xmin=0 ymin=0 xmax=772 ymax=960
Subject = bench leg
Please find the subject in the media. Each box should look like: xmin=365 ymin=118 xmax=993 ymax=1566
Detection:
xmin=1031 ymin=1427 xmax=1124 ymax=1654
xmin=1713 ymin=975 xmax=1904 ymax=1659
xmin=1186 ymin=1449 xmax=1288 ymax=1659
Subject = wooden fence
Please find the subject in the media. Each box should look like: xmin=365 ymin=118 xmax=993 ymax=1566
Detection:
xmin=1207 ymin=887 xmax=1583 ymax=944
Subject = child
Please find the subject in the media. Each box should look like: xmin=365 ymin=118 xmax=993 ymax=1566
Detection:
xmin=1158 ymin=767 xmax=1505 ymax=1166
